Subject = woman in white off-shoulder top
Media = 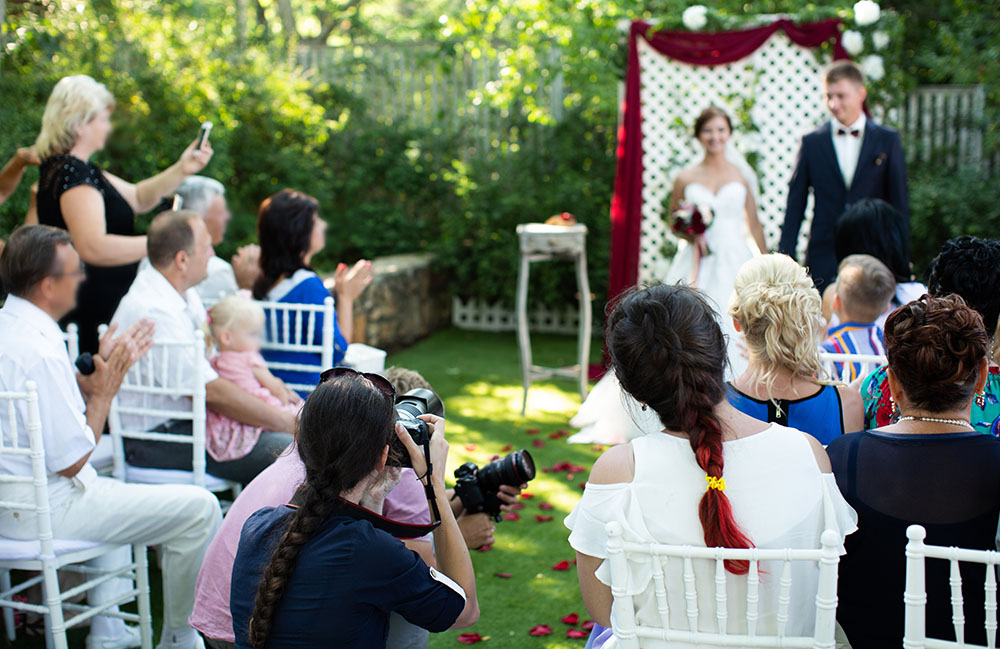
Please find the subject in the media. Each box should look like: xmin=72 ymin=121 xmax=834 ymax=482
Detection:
xmin=565 ymin=284 xmax=857 ymax=648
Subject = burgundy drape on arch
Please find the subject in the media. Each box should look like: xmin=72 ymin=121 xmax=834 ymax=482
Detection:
xmin=606 ymin=18 xmax=849 ymax=302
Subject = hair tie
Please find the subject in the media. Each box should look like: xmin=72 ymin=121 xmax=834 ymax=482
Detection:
xmin=705 ymin=475 xmax=726 ymax=492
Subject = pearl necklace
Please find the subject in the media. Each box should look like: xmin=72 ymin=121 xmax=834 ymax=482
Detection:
xmin=897 ymin=415 xmax=973 ymax=430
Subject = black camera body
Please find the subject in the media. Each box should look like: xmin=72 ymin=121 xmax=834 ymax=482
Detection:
xmin=453 ymin=450 xmax=536 ymax=521
xmin=388 ymin=388 xmax=444 ymax=468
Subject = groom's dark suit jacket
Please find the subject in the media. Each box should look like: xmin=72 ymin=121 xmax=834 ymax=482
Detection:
xmin=779 ymin=120 xmax=908 ymax=290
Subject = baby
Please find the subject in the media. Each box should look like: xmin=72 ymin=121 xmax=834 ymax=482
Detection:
xmin=206 ymin=294 xmax=303 ymax=463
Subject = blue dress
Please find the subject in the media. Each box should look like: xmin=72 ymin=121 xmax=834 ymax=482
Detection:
xmin=725 ymin=383 xmax=847 ymax=445
xmin=261 ymin=270 xmax=348 ymax=393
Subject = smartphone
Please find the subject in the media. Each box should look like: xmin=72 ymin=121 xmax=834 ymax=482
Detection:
xmin=195 ymin=121 xmax=213 ymax=150
xmin=171 ymin=194 xmax=183 ymax=211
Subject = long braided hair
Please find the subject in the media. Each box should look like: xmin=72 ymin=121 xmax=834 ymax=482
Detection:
xmin=247 ymin=376 xmax=396 ymax=647
xmin=607 ymin=284 xmax=753 ymax=573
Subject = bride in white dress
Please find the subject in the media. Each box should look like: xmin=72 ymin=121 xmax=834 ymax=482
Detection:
xmin=570 ymin=107 xmax=768 ymax=444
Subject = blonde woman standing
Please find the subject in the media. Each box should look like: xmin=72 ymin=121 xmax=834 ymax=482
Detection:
xmin=727 ymin=254 xmax=863 ymax=443
xmin=35 ymin=75 xmax=212 ymax=352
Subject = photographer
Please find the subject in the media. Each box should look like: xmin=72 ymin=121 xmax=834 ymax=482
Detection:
xmin=229 ymin=372 xmax=479 ymax=649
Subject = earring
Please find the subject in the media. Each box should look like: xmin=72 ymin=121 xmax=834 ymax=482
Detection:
xmin=889 ymin=395 xmax=900 ymax=420
xmin=976 ymin=392 xmax=986 ymax=409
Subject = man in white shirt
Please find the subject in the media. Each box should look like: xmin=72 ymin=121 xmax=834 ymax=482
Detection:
xmin=172 ymin=175 xmax=260 ymax=306
xmin=0 ymin=225 xmax=222 ymax=649
xmin=779 ymin=60 xmax=908 ymax=291
xmin=111 ymin=211 xmax=295 ymax=486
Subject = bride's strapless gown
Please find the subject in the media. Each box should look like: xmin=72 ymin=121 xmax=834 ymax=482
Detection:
xmin=569 ymin=181 xmax=758 ymax=444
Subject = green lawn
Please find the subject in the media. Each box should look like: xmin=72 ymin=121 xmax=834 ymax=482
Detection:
xmin=7 ymin=328 xmax=603 ymax=649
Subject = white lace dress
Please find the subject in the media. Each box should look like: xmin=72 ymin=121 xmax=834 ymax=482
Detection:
xmin=565 ymin=425 xmax=858 ymax=648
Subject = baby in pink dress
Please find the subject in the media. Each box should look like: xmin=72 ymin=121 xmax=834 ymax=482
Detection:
xmin=206 ymin=294 xmax=303 ymax=462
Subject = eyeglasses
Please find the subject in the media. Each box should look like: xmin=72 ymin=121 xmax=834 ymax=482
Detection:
xmin=51 ymin=262 xmax=87 ymax=280
xmin=319 ymin=367 xmax=396 ymax=403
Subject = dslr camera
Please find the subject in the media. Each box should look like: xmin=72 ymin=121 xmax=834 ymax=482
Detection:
xmin=454 ymin=450 xmax=536 ymax=521
xmin=388 ymin=388 xmax=444 ymax=468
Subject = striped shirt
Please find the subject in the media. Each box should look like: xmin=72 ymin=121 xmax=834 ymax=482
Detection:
xmin=823 ymin=321 xmax=885 ymax=382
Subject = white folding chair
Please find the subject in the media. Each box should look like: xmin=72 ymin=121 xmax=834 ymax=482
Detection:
xmin=819 ymin=351 xmax=887 ymax=383
xmin=904 ymin=524 xmax=1000 ymax=649
xmin=62 ymin=324 xmax=79 ymax=363
xmin=0 ymin=382 xmax=153 ymax=649
xmin=107 ymin=330 xmax=240 ymax=496
xmin=257 ymin=297 xmax=336 ymax=394
xmin=605 ymin=522 xmax=842 ymax=648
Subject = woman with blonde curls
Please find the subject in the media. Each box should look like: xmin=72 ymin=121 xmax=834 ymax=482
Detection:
xmin=726 ymin=254 xmax=863 ymax=443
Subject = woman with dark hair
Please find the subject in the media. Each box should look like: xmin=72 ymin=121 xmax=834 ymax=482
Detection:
xmin=252 ymin=189 xmax=372 ymax=389
xmin=566 ymin=284 xmax=856 ymax=647
xmin=825 ymin=198 xmax=925 ymax=328
xmin=828 ymin=294 xmax=1000 ymax=648
xmin=861 ymin=235 xmax=1000 ymax=432
xmin=229 ymin=371 xmax=479 ymax=648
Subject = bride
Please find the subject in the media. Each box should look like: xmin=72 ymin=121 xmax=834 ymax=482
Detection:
xmin=570 ymin=106 xmax=768 ymax=444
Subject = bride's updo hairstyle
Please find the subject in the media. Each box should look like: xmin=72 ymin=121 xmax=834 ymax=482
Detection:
xmin=607 ymin=283 xmax=753 ymax=573
xmin=694 ymin=106 xmax=733 ymax=137
xmin=729 ymin=254 xmax=829 ymax=395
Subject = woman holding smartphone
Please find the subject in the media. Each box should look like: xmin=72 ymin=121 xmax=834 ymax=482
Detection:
xmin=34 ymin=74 xmax=212 ymax=352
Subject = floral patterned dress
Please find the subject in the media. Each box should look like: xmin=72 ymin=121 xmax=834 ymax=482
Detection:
xmin=861 ymin=364 xmax=1000 ymax=435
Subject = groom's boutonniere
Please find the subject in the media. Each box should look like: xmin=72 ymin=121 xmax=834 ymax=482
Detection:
xmin=875 ymin=152 xmax=887 ymax=166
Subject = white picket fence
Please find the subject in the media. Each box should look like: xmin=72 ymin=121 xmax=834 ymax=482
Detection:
xmin=898 ymin=84 xmax=988 ymax=170
xmin=451 ymin=297 xmax=586 ymax=335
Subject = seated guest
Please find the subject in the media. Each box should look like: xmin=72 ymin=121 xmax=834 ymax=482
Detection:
xmin=0 ymin=225 xmax=221 ymax=649
xmin=822 ymin=254 xmax=895 ymax=381
xmin=251 ymin=189 xmax=372 ymax=389
xmin=35 ymin=74 xmax=212 ymax=353
xmin=828 ymin=294 xmax=1000 ymax=648
xmin=727 ymin=254 xmax=863 ymax=443
xmin=567 ymin=284 xmax=856 ymax=647
xmin=828 ymin=198 xmax=925 ymax=328
xmin=862 ymin=235 xmax=1000 ymax=433
xmin=191 ymin=367 xmax=516 ymax=649
xmin=171 ymin=176 xmax=261 ymax=305
xmin=112 ymin=211 xmax=296 ymax=486
xmin=229 ymin=371 xmax=480 ymax=648
xmin=204 ymin=295 xmax=302 ymax=466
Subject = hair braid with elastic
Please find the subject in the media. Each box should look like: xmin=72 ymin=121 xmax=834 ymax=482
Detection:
xmin=607 ymin=284 xmax=753 ymax=573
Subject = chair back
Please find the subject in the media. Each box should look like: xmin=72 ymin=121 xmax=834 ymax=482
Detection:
xmin=604 ymin=522 xmax=842 ymax=648
xmin=63 ymin=323 xmax=79 ymax=362
xmin=904 ymin=524 xmax=1000 ymax=649
xmin=257 ymin=297 xmax=335 ymax=394
xmin=819 ymin=352 xmax=886 ymax=383
xmin=107 ymin=332 xmax=209 ymax=488
xmin=0 ymin=383 xmax=54 ymax=551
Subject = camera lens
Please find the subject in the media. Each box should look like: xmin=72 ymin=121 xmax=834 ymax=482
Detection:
xmin=477 ymin=450 xmax=536 ymax=492
xmin=394 ymin=388 xmax=444 ymax=419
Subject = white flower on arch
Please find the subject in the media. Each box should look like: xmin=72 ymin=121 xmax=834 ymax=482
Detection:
xmin=682 ymin=5 xmax=708 ymax=31
xmin=853 ymin=0 xmax=881 ymax=26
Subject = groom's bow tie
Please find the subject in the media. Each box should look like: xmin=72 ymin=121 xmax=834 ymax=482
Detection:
xmin=837 ymin=128 xmax=861 ymax=137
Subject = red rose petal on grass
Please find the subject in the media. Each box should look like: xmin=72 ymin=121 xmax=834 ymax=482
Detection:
xmin=551 ymin=560 xmax=571 ymax=571
xmin=572 ymin=558 xmax=578 ymax=564
xmin=519 ymin=492 xmax=534 ymax=499
xmin=458 ymin=632 xmax=483 ymax=644
xmin=494 ymin=572 xmax=513 ymax=578
xmin=510 ymin=502 xmax=525 ymax=510
xmin=502 ymin=512 xmax=521 ymax=521
xmin=501 ymin=444 xmax=513 ymax=452
xmin=582 ymin=620 xmax=596 ymax=631
xmin=560 ymin=613 xmax=580 ymax=625
xmin=592 ymin=444 xmax=606 ymax=452
xmin=566 ymin=473 xmax=576 ymax=481
xmin=539 ymin=502 xmax=554 ymax=510
xmin=529 ymin=624 xmax=553 ymax=636
xmin=567 ymin=629 xmax=589 ymax=639
xmin=477 ymin=544 xmax=492 ymax=552
xmin=579 ymin=482 xmax=587 ymax=491
xmin=526 ymin=428 xmax=540 ymax=435
xmin=534 ymin=515 xmax=553 ymax=522
xmin=532 ymin=439 xmax=545 ymax=448
xmin=465 ymin=444 xmax=477 ymax=451
xmin=541 ymin=467 xmax=552 ymax=473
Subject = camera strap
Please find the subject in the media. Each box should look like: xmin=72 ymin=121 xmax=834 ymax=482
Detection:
xmin=287 ymin=491 xmax=440 ymax=538
xmin=417 ymin=436 xmax=443 ymax=526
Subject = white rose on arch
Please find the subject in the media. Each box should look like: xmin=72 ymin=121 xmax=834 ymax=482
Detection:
xmin=853 ymin=0 xmax=881 ymax=26
xmin=861 ymin=55 xmax=885 ymax=82
xmin=841 ymin=30 xmax=864 ymax=56
xmin=682 ymin=5 xmax=708 ymax=31
xmin=873 ymin=30 xmax=890 ymax=50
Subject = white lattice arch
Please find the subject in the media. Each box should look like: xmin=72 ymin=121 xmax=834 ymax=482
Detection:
xmin=637 ymin=32 xmax=830 ymax=283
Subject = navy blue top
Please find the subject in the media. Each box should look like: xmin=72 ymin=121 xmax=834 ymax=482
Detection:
xmin=231 ymin=504 xmax=465 ymax=649
xmin=725 ymin=383 xmax=846 ymax=445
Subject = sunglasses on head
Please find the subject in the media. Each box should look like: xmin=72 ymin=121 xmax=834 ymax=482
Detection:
xmin=319 ymin=367 xmax=396 ymax=402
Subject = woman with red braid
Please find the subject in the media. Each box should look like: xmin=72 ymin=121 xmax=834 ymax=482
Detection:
xmin=565 ymin=284 xmax=857 ymax=647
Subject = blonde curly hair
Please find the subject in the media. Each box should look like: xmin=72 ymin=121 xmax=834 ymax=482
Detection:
xmin=728 ymin=254 xmax=830 ymax=398
xmin=35 ymin=75 xmax=116 ymax=159
xmin=207 ymin=293 xmax=265 ymax=344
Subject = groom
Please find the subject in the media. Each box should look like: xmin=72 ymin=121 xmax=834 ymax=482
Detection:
xmin=779 ymin=61 xmax=908 ymax=291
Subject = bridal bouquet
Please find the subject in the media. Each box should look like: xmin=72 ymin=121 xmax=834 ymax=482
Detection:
xmin=670 ymin=203 xmax=713 ymax=255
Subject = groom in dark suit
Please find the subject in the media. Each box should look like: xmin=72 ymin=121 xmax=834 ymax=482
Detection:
xmin=779 ymin=61 xmax=908 ymax=291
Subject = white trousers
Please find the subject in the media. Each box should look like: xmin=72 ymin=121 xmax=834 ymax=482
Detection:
xmin=2 ymin=477 xmax=221 ymax=629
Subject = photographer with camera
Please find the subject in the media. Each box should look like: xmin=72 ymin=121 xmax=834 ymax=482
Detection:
xmin=229 ymin=370 xmax=479 ymax=649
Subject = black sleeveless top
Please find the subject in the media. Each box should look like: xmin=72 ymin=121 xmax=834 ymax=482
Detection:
xmin=37 ymin=154 xmax=139 ymax=353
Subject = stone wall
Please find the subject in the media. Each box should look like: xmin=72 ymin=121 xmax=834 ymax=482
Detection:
xmin=322 ymin=253 xmax=451 ymax=353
